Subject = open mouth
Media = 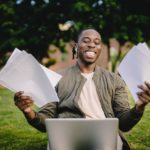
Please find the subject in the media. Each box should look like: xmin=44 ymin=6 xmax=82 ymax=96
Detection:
xmin=84 ymin=50 xmax=96 ymax=58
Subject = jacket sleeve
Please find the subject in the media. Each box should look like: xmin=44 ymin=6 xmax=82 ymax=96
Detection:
xmin=112 ymin=74 xmax=143 ymax=132
xmin=25 ymin=102 xmax=58 ymax=132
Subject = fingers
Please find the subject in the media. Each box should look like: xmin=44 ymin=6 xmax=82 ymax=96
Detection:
xmin=138 ymin=82 xmax=150 ymax=96
xmin=136 ymin=92 xmax=150 ymax=112
xmin=138 ymin=85 xmax=150 ymax=95
xmin=15 ymin=97 xmax=33 ymax=106
xmin=17 ymin=101 xmax=33 ymax=111
xmin=136 ymin=82 xmax=150 ymax=110
xmin=14 ymin=91 xmax=33 ymax=112
xmin=145 ymin=81 xmax=150 ymax=90
xmin=137 ymin=92 xmax=150 ymax=101
xmin=137 ymin=94 xmax=149 ymax=105
xmin=14 ymin=91 xmax=24 ymax=102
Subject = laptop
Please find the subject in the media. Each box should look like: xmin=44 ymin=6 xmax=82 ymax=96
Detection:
xmin=45 ymin=118 xmax=118 ymax=150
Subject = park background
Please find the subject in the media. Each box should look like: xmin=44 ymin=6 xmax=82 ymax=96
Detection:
xmin=0 ymin=0 xmax=150 ymax=149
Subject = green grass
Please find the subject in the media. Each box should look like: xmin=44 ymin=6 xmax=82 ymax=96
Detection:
xmin=125 ymin=103 xmax=150 ymax=149
xmin=125 ymin=91 xmax=150 ymax=150
xmin=0 ymin=87 xmax=150 ymax=150
xmin=0 ymin=87 xmax=47 ymax=150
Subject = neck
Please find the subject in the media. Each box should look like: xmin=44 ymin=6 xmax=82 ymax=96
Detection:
xmin=77 ymin=61 xmax=96 ymax=73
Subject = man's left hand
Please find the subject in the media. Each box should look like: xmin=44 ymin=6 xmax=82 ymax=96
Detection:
xmin=136 ymin=81 xmax=150 ymax=113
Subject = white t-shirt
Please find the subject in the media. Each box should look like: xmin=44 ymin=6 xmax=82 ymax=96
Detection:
xmin=77 ymin=72 xmax=105 ymax=119
xmin=77 ymin=72 xmax=123 ymax=150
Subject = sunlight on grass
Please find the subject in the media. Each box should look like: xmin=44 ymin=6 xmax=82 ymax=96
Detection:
xmin=0 ymin=87 xmax=150 ymax=149
xmin=125 ymin=89 xmax=150 ymax=150
xmin=0 ymin=87 xmax=48 ymax=150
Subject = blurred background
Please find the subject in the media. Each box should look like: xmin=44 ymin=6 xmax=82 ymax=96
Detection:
xmin=0 ymin=0 xmax=150 ymax=72
xmin=0 ymin=1 xmax=150 ymax=150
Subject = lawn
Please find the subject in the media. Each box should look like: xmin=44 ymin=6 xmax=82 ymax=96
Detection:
xmin=0 ymin=88 xmax=47 ymax=150
xmin=0 ymin=87 xmax=150 ymax=150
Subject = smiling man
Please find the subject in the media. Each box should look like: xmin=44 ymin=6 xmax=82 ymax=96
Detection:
xmin=14 ymin=29 xmax=150 ymax=150
xmin=77 ymin=29 xmax=101 ymax=67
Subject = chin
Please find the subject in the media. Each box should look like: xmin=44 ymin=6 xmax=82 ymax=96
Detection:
xmin=84 ymin=60 xmax=96 ymax=65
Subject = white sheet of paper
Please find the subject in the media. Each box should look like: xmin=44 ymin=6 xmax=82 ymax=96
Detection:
xmin=0 ymin=48 xmax=62 ymax=107
xmin=1 ymin=48 xmax=62 ymax=88
xmin=40 ymin=65 xmax=62 ymax=87
xmin=118 ymin=43 xmax=150 ymax=102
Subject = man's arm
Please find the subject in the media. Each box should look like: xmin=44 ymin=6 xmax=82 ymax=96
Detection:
xmin=112 ymin=75 xmax=144 ymax=132
xmin=14 ymin=91 xmax=58 ymax=132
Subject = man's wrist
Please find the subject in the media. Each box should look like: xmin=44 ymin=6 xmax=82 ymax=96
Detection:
xmin=131 ymin=105 xmax=144 ymax=119
xmin=23 ymin=109 xmax=36 ymax=120
xmin=135 ymin=104 xmax=145 ymax=113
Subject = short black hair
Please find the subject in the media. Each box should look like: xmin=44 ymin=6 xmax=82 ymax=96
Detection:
xmin=74 ymin=27 xmax=101 ymax=43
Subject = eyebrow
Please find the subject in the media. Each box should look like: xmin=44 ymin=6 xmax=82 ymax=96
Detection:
xmin=82 ymin=37 xmax=101 ymax=41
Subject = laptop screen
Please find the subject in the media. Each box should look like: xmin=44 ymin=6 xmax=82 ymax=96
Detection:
xmin=45 ymin=118 xmax=118 ymax=150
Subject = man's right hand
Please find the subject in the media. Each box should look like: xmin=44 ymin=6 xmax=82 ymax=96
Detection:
xmin=14 ymin=91 xmax=36 ymax=119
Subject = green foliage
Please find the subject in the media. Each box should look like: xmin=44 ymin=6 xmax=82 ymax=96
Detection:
xmin=0 ymin=0 xmax=150 ymax=67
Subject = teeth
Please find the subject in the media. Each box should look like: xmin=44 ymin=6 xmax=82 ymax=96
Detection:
xmin=85 ymin=51 xmax=95 ymax=57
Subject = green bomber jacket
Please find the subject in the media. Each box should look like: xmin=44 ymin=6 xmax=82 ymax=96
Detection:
xmin=25 ymin=64 xmax=143 ymax=149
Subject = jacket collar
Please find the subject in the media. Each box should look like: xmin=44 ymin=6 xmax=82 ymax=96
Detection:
xmin=73 ymin=63 xmax=104 ymax=78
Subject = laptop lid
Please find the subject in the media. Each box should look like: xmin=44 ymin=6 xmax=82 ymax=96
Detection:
xmin=45 ymin=118 xmax=118 ymax=150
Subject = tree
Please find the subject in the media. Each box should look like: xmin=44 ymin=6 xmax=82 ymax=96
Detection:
xmin=0 ymin=0 xmax=150 ymax=68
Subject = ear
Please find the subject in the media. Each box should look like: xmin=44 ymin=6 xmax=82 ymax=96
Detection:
xmin=71 ymin=41 xmax=77 ymax=51
xmin=74 ymin=43 xmax=78 ymax=52
xmin=72 ymin=41 xmax=78 ymax=59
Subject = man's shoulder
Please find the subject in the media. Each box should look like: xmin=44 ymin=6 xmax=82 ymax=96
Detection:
xmin=96 ymin=66 xmax=123 ymax=83
xmin=56 ymin=65 xmax=76 ymax=76
xmin=96 ymin=66 xmax=116 ymax=77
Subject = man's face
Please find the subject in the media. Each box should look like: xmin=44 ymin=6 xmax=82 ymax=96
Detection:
xmin=77 ymin=29 xmax=102 ymax=65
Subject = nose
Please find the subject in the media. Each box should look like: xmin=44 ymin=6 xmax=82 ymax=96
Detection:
xmin=87 ymin=42 xmax=96 ymax=48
